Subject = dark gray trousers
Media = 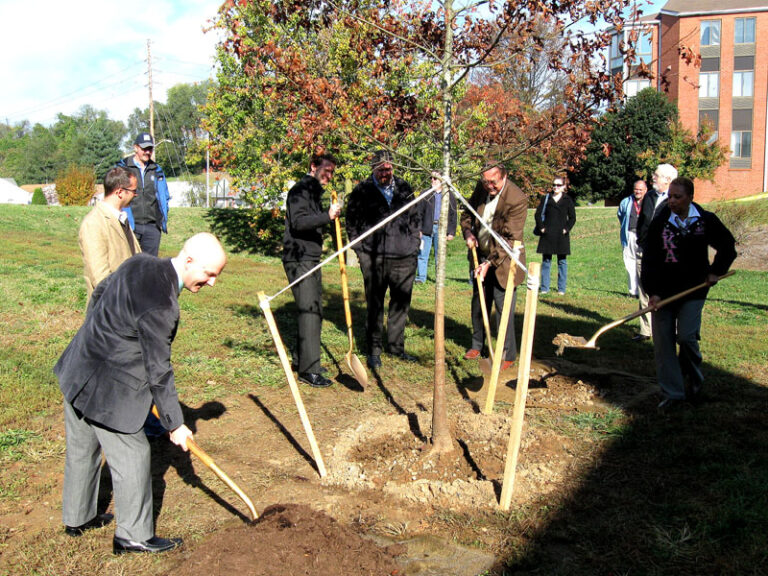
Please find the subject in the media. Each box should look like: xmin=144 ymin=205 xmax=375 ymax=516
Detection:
xmin=63 ymin=400 xmax=154 ymax=541
xmin=133 ymin=223 xmax=162 ymax=256
xmin=357 ymin=253 xmax=417 ymax=356
xmin=470 ymin=266 xmax=518 ymax=361
xmin=283 ymin=260 xmax=323 ymax=373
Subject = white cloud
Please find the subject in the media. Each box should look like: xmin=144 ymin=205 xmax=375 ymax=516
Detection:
xmin=0 ymin=0 xmax=220 ymax=126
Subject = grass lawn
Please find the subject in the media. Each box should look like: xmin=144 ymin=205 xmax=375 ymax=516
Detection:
xmin=0 ymin=200 xmax=766 ymax=575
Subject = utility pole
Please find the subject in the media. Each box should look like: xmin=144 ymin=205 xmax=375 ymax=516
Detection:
xmin=147 ymin=39 xmax=155 ymax=159
xmin=206 ymin=141 xmax=210 ymax=208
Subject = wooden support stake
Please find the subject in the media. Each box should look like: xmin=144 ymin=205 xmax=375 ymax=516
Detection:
xmin=481 ymin=240 xmax=522 ymax=415
xmin=258 ymin=291 xmax=327 ymax=478
xmin=471 ymin=246 xmax=494 ymax=362
xmin=499 ymin=262 xmax=541 ymax=510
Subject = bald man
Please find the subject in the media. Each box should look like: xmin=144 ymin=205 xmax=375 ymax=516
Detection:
xmin=55 ymin=233 xmax=226 ymax=554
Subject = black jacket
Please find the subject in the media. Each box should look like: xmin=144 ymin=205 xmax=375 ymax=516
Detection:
xmin=534 ymin=193 xmax=576 ymax=255
xmin=346 ymin=175 xmax=420 ymax=258
xmin=54 ymin=254 xmax=184 ymax=434
xmin=636 ymin=189 xmax=667 ymax=250
xmin=641 ymin=203 xmax=736 ymax=301
xmin=419 ymin=191 xmax=457 ymax=237
xmin=282 ymin=174 xmax=332 ymax=262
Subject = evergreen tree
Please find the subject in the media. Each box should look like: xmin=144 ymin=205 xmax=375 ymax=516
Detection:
xmin=570 ymin=88 xmax=676 ymax=201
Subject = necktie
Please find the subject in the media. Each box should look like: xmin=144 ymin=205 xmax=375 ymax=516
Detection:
xmin=121 ymin=219 xmax=136 ymax=255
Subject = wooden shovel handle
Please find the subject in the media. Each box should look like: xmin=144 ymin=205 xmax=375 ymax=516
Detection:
xmin=585 ymin=270 xmax=736 ymax=347
xmin=151 ymin=406 xmax=258 ymax=520
xmin=635 ymin=270 xmax=735 ymax=321
xmin=471 ymin=246 xmax=494 ymax=362
xmin=331 ymin=191 xmax=354 ymax=333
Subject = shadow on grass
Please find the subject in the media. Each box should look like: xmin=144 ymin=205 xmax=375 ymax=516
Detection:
xmin=488 ymin=311 xmax=768 ymax=575
xmin=148 ymin=401 xmax=251 ymax=525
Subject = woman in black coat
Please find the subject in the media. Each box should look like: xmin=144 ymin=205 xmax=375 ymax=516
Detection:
xmin=535 ymin=177 xmax=576 ymax=294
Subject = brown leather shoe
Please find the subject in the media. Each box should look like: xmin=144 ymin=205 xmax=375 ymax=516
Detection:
xmin=464 ymin=349 xmax=481 ymax=360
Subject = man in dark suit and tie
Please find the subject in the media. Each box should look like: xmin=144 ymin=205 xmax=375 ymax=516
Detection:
xmin=55 ymin=233 xmax=227 ymax=554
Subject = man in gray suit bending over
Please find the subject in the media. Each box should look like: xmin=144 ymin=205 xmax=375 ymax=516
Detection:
xmin=55 ymin=233 xmax=227 ymax=554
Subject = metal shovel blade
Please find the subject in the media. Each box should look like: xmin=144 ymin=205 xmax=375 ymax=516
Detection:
xmin=553 ymin=271 xmax=735 ymax=355
xmin=347 ymin=349 xmax=368 ymax=388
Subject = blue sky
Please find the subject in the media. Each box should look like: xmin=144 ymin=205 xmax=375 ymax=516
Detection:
xmin=0 ymin=0 xmax=671 ymax=128
xmin=0 ymin=0 xmax=220 ymax=127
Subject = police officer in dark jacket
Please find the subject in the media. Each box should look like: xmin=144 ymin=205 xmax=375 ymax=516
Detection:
xmin=283 ymin=153 xmax=341 ymax=388
xmin=346 ymin=150 xmax=421 ymax=369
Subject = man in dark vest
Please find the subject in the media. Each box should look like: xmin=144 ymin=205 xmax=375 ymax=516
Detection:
xmin=118 ymin=132 xmax=170 ymax=256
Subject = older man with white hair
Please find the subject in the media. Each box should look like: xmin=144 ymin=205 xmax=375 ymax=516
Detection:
xmin=633 ymin=163 xmax=677 ymax=342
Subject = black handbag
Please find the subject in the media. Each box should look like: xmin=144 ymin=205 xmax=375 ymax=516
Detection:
xmin=532 ymin=194 xmax=549 ymax=236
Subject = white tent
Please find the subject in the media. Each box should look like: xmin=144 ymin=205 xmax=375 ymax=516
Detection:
xmin=0 ymin=179 xmax=31 ymax=204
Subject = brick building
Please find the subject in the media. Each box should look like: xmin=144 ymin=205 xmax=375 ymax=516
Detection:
xmin=611 ymin=0 xmax=768 ymax=201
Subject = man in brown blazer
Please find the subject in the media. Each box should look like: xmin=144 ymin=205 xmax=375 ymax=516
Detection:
xmin=460 ymin=163 xmax=528 ymax=370
xmin=79 ymin=166 xmax=141 ymax=300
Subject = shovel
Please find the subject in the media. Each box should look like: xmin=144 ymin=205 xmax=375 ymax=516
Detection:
xmin=471 ymin=246 xmax=495 ymax=362
xmin=553 ymin=270 xmax=735 ymax=355
xmin=330 ymin=190 xmax=368 ymax=387
xmin=151 ymin=406 xmax=258 ymax=520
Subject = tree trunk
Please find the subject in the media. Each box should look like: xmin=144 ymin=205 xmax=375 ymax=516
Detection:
xmin=430 ymin=0 xmax=455 ymax=454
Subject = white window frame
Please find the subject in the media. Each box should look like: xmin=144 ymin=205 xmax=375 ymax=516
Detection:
xmin=625 ymin=78 xmax=651 ymax=98
xmin=701 ymin=20 xmax=721 ymax=47
xmin=698 ymin=72 xmax=719 ymax=98
xmin=731 ymin=131 xmax=752 ymax=158
xmin=735 ymin=17 xmax=756 ymax=44
xmin=733 ymin=71 xmax=754 ymax=98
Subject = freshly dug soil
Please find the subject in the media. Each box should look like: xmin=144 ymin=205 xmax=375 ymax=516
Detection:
xmin=164 ymin=503 xmax=405 ymax=575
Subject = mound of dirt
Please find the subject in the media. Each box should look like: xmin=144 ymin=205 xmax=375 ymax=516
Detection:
xmin=165 ymin=503 xmax=405 ymax=575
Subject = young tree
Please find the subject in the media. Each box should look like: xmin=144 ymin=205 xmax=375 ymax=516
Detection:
xmin=207 ymin=0 xmax=639 ymax=454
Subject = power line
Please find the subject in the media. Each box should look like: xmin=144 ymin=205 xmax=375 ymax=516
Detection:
xmin=5 ymin=62 xmax=146 ymax=121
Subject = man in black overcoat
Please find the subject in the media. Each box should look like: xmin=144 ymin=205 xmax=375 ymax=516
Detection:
xmin=346 ymin=150 xmax=421 ymax=369
xmin=55 ymin=233 xmax=227 ymax=554
xmin=282 ymin=153 xmax=341 ymax=388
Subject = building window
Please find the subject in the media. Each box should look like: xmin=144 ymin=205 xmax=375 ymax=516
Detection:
xmin=701 ymin=20 xmax=721 ymax=46
xmin=637 ymin=30 xmax=652 ymax=65
xmin=699 ymin=72 xmax=719 ymax=98
xmin=733 ymin=71 xmax=754 ymax=97
xmin=735 ymin=17 xmax=756 ymax=43
xmin=610 ymin=34 xmax=623 ymax=70
xmin=699 ymin=110 xmax=719 ymax=143
xmin=625 ymin=79 xmax=651 ymax=98
xmin=731 ymin=131 xmax=752 ymax=158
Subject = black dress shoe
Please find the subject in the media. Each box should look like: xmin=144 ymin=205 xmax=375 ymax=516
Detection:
xmin=113 ymin=535 xmax=183 ymax=554
xmin=65 ymin=513 xmax=114 ymax=536
xmin=390 ymin=352 xmax=418 ymax=363
xmin=632 ymin=334 xmax=651 ymax=342
xmin=367 ymin=355 xmax=382 ymax=369
xmin=298 ymin=372 xmax=333 ymax=388
xmin=292 ymin=363 xmax=328 ymax=374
